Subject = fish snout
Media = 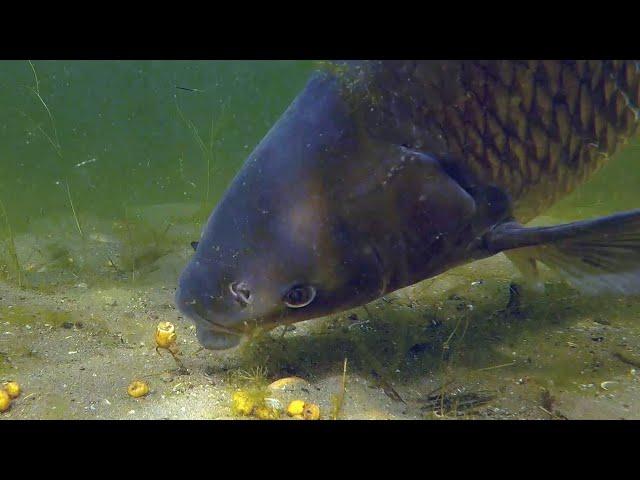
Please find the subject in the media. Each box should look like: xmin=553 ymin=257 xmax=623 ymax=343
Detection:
xmin=175 ymin=285 xmax=244 ymax=350
xmin=175 ymin=260 xmax=246 ymax=350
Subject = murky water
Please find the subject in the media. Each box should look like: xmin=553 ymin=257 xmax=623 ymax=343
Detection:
xmin=1 ymin=61 xmax=639 ymax=420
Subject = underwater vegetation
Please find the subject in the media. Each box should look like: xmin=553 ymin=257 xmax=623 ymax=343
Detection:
xmin=0 ymin=62 xmax=241 ymax=296
xmin=0 ymin=198 xmax=23 ymax=288
xmin=1 ymin=61 xmax=640 ymax=419
xmin=0 ymin=204 xmax=202 ymax=294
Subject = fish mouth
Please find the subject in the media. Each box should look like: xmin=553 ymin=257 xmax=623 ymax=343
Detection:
xmin=206 ymin=319 xmax=244 ymax=336
xmin=197 ymin=327 xmax=242 ymax=350
xmin=179 ymin=304 xmax=245 ymax=350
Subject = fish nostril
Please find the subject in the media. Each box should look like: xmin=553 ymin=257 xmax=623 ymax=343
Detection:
xmin=229 ymin=281 xmax=251 ymax=307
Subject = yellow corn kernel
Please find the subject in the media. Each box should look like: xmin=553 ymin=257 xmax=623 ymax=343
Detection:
xmin=155 ymin=321 xmax=177 ymax=349
xmin=254 ymin=406 xmax=280 ymax=420
xmin=286 ymin=399 xmax=306 ymax=417
xmin=232 ymin=391 xmax=255 ymax=416
xmin=127 ymin=380 xmax=150 ymax=398
xmin=0 ymin=389 xmax=11 ymax=413
xmin=303 ymin=403 xmax=321 ymax=420
xmin=3 ymin=381 xmax=20 ymax=399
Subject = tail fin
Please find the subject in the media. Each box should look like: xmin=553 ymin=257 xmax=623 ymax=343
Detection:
xmin=486 ymin=210 xmax=640 ymax=295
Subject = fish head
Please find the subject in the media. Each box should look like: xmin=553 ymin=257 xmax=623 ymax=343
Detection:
xmin=176 ymin=65 xmax=481 ymax=350
xmin=176 ymin=71 xmax=388 ymax=349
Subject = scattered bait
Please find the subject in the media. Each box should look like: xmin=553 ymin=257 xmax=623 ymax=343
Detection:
xmin=302 ymin=403 xmax=321 ymax=420
xmin=154 ymin=321 xmax=187 ymax=373
xmin=127 ymin=380 xmax=150 ymax=398
xmin=155 ymin=321 xmax=177 ymax=349
xmin=0 ymin=389 xmax=11 ymax=413
xmin=231 ymin=391 xmax=255 ymax=416
xmin=3 ymin=381 xmax=20 ymax=399
xmin=286 ymin=400 xmax=320 ymax=420
xmin=286 ymin=400 xmax=305 ymax=417
xmin=254 ymin=406 xmax=280 ymax=420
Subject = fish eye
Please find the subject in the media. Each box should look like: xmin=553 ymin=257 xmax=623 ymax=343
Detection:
xmin=283 ymin=285 xmax=316 ymax=308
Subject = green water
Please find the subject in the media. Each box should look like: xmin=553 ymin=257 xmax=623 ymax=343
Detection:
xmin=1 ymin=60 xmax=639 ymax=231
xmin=0 ymin=61 xmax=314 ymax=228
xmin=1 ymin=60 xmax=640 ymax=420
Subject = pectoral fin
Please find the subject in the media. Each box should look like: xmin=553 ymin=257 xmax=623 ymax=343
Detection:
xmin=485 ymin=209 xmax=640 ymax=295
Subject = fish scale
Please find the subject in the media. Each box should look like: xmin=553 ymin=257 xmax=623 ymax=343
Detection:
xmin=348 ymin=60 xmax=640 ymax=223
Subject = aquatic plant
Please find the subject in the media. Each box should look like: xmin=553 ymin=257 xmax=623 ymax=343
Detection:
xmin=230 ymin=365 xmax=269 ymax=387
xmin=0 ymin=197 xmax=23 ymax=287
xmin=114 ymin=215 xmax=171 ymax=282
xmin=24 ymin=60 xmax=63 ymax=159
xmin=174 ymin=93 xmax=229 ymax=212
xmin=64 ymin=180 xmax=84 ymax=240
xmin=227 ymin=366 xmax=277 ymax=418
xmin=15 ymin=62 xmax=91 ymax=287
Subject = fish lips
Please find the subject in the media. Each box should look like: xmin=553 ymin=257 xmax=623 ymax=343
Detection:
xmin=189 ymin=311 xmax=244 ymax=350
xmin=196 ymin=324 xmax=242 ymax=350
xmin=175 ymin=289 xmax=244 ymax=350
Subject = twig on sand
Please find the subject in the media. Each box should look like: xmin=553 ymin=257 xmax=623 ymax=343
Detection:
xmin=370 ymin=369 xmax=406 ymax=404
xmin=331 ymin=358 xmax=349 ymax=420
xmin=156 ymin=346 xmax=188 ymax=375
xmin=537 ymin=405 xmax=554 ymax=417
xmin=537 ymin=405 xmax=568 ymax=420
xmin=477 ymin=361 xmax=517 ymax=372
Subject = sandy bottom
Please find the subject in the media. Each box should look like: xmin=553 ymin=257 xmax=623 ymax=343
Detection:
xmin=1 ymin=212 xmax=640 ymax=420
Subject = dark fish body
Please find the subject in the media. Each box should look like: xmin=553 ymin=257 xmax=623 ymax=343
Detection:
xmin=177 ymin=60 xmax=640 ymax=350
xmin=336 ymin=60 xmax=640 ymax=222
